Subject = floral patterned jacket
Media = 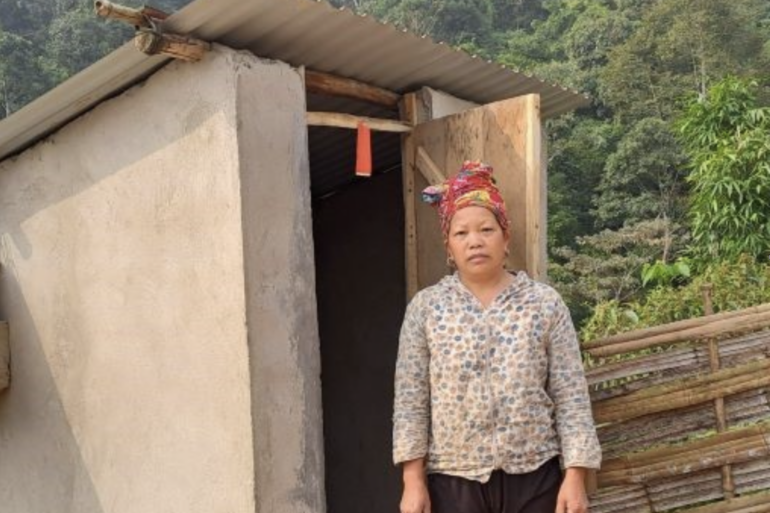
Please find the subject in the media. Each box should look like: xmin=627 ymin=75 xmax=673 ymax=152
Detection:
xmin=393 ymin=271 xmax=601 ymax=482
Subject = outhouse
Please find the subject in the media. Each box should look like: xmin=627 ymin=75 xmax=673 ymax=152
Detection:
xmin=0 ymin=0 xmax=588 ymax=512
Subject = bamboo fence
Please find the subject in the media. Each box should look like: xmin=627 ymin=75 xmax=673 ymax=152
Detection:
xmin=585 ymin=295 xmax=770 ymax=513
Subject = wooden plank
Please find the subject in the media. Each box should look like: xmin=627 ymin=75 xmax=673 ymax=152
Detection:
xmin=538 ymin=122 xmax=548 ymax=281
xmin=412 ymin=113 xmax=452 ymax=290
xmin=307 ymin=112 xmax=412 ymax=133
xmin=0 ymin=321 xmax=8 ymax=391
xmin=406 ymin=93 xmax=546 ymax=286
xmin=415 ymin=146 xmax=446 ymax=185
xmin=305 ymin=70 xmax=400 ymax=108
xmin=399 ymin=93 xmax=424 ymax=300
xmin=524 ymin=95 xmax=545 ymax=280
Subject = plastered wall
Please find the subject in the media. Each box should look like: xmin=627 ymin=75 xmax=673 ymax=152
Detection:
xmin=0 ymin=45 xmax=323 ymax=513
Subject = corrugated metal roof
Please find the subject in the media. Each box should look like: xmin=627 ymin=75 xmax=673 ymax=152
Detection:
xmin=0 ymin=0 xmax=589 ymax=169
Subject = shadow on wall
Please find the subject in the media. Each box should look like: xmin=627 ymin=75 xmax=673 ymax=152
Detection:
xmin=0 ymin=51 xmax=240 ymax=511
xmin=0 ymin=275 xmax=104 ymax=511
xmin=0 ymin=57 xmax=224 ymax=261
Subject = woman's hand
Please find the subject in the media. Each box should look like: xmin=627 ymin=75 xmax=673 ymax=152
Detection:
xmin=401 ymin=459 xmax=431 ymax=513
xmin=556 ymin=467 xmax=589 ymax=513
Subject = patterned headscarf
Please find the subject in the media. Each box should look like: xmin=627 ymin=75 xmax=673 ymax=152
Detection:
xmin=422 ymin=160 xmax=510 ymax=238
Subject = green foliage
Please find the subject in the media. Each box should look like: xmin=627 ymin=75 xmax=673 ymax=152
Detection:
xmin=594 ymin=117 xmax=687 ymax=230
xmin=547 ymin=116 xmax=620 ymax=247
xmin=581 ymin=257 xmax=770 ymax=341
xmin=600 ymin=0 xmax=767 ymax=122
xmin=5 ymin=0 xmax=770 ymax=332
xmin=0 ymin=0 xmax=193 ymax=120
xmin=550 ymin=219 xmax=675 ymax=326
xmin=44 ymin=6 xmax=131 ymax=83
xmin=640 ymin=258 xmax=690 ymax=287
xmin=0 ymin=30 xmax=50 ymax=117
xmin=677 ymin=76 xmax=770 ymax=266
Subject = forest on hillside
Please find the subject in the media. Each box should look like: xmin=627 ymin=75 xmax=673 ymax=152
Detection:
xmin=2 ymin=0 xmax=770 ymax=335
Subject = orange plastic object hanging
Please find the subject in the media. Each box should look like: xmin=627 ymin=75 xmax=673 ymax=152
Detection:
xmin=355 ymin=121 xmax=372 ymax=177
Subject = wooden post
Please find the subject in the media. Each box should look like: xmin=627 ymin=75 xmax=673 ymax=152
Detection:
xmin=400 ymin=93 xmax=420 ymax=300
xmin=702 ymin=284 xmax=735 ymax=499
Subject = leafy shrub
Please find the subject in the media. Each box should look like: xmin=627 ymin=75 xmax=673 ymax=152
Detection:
xmin=581 ymin=256 xmax=770 ymax=343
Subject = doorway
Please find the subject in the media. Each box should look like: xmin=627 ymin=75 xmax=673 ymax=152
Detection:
xmin=309 ymin=112 xmax=406 ymax=513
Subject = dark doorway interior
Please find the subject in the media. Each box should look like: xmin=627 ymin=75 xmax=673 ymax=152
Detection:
xmin=312 ymin=167 xmax=406 ymax=513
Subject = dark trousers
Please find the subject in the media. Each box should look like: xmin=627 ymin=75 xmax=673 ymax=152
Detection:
xmin=428 ymin=458 xmax=562 ymax=513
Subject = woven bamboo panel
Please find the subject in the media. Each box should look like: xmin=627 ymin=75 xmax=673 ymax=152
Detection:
xmin=586 ymin=304 xmax=770 ymax=513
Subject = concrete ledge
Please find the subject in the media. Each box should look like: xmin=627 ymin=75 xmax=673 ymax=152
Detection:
xmin=0 ymin=321 xmax=8 ymax=391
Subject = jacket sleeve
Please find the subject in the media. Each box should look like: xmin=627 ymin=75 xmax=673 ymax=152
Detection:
xmin=392 ymin=292 xmax=431 ymax=465
xmin=546 ymin=295 xmax=602 ymax=469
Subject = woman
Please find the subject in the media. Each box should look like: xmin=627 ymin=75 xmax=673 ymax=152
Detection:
xmin=393 ymin=161 xmax=601 ymax=513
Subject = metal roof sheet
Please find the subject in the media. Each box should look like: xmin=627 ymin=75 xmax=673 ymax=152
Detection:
xmin=0 ymin=0 xmax=589 ymax=165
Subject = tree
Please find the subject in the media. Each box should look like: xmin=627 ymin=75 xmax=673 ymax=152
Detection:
xmin=593 ymin=118 xmax=687 ymax=242
xmin=550 ymin=219 xmax=675 ymax=326
xmin=0 ymin=30 xmax=50 ymax=117
xmin=44 ymin=6 xmax=131 ymax=83
xmin=677 ymin=76 xmax=770 ymax=266
xmin=601 ymin=0 xmax=767 ymax=123
xmin=547 ymin=116 xmax=620 ymax=248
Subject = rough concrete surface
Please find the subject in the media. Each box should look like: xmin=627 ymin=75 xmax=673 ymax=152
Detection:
xmin=235 ymin=52 xmax=326 ymax=513
xmin=0 ymin=46 xmax=266 ymax=513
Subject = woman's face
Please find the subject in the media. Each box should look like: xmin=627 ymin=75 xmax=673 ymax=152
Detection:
xmin=446 ymin=206 xmax=509 ymax=279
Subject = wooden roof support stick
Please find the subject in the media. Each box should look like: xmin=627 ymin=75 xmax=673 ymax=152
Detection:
xmin=307 ymin=112 xmax=412 ymax=133
xmin=135 ymin=30 xmax=210 ymax=62
xmin=305 ymin=70 xmax=401 ymax=109
xmin=702 ymin=284 xmax=736 ymax=499
xmin=94 ymin=1 xmax=168 ymax=28
xmin=96 ymin=1 xmax=208 ymax=62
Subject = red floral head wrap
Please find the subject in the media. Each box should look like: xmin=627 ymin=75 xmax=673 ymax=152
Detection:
xmin=422 ymin=160 xmax=510 ymax=238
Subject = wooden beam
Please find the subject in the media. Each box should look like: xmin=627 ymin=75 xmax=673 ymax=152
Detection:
xmin=306 ymin=112 xmax=412 ymax=133
xmin=524 ymin=95 xmax=545 ymax=281
xmin=134 ymin=31 xmax=210 ymax=62
xmin=305 ymin=70 xmax=400 ymax=108
xmin=0 ymin=321 xmax=8 ymax=392
xmin=415 ymin=146 xmax=446 ymax=185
